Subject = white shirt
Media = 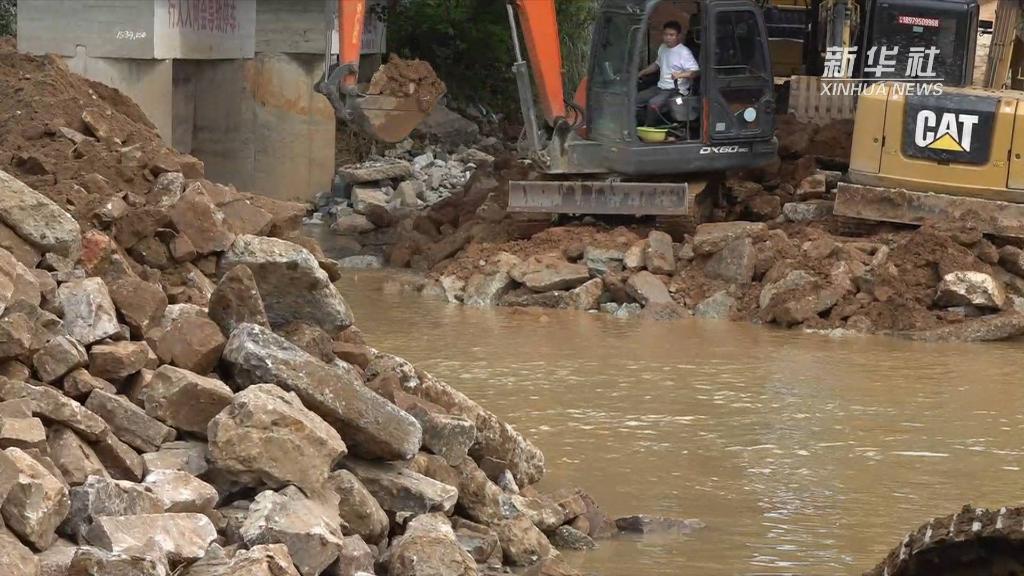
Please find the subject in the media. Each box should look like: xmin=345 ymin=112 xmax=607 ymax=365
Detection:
xmin=657 ymin=43 xmax=699 ymax=93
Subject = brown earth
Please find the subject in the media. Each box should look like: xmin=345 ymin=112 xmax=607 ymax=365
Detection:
xmin=367 ymin=54 xmax=447 ymax=112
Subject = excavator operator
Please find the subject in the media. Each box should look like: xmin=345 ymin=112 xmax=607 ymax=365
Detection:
xmin=637 ymin=20 xmax=700 ymax=127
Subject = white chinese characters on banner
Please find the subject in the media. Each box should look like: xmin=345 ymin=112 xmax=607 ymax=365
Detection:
xmin=822 ymin=45 xmax=939 ymax=79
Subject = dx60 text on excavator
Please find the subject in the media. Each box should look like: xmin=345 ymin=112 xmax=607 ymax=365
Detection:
xmin=317 ymin=0 xmax=779 ymax=219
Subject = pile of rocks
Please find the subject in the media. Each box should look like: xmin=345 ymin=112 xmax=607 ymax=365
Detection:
xmin=0 ymin=163 xmax=627 ymax=576
xmin=421 ymin=217 xmax=1024 ymax=341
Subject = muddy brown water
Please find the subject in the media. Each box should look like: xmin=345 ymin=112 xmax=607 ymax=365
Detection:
xmin=336 ymin=270 xmax=1024 ymax=576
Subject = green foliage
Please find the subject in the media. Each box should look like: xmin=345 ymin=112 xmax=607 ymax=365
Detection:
xmin=387 ymin=0 xmax=597 ymax=119
xmin=0 ymin=0 xmax=15 ymax=37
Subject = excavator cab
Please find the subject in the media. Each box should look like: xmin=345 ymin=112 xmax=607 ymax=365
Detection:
xmin=508 ymin=0 xmax=779 ymax=215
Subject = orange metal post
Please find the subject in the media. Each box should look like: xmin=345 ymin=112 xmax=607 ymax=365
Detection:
xmin=514 ymin=0 xmax=567 ymax=123
xmin=338 ymin=0 xmax=366 ymax=86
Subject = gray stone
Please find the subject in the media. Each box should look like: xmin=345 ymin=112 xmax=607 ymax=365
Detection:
xmin=88 ymin=341 xmax=151 ymax=382
xmin=464 ymin=272 xmax=514 ymax=307
xmin=783 ymin=200 xmax=835 ymax=223
xmin=416 ymin=106 xmax=480 ymax=145
xmin=334 ymin=535 xmax=374 ymax=576
xmin=0 ymin=527 xmax=41 ymax=575
xmin=416 ymin=411 xmax=476 ymax=466
xmin=0 ymin=170 xmax=81 ymax=259
xmin=149 ymin=172 xmax=185 ymax=208
xmin=692 ymin=221 xmax=768 ymax=255
xmin=37 ymin=537 xmax=76 ymax=576
xmin=143 ymin=470 xmax=218 ymax=513
xmin=331 ymin=213 xmax=376 ymax=236
xmin=759 ymin=270 xmax=816 ymax=310
xmin=935 ymin=271 xmax=1006 ymax=310
xmin=139 ymin=366 xmax=233 ymax=437
xmin=900 ymin=311 xmax=1024 ymax=342
xmin=219 ymin=235 xmax=354 ymax=332
xmin=704 ymin=237 xmax=756 ymax=284
xmin=85 ymin=513 xmax=217 ymax=565
xmin=337 ymin=255 xmax=383 ymax=269
xmin=207 ymin=265 xmax=270 ymax=336
xmin=567 ymin=277 xmax=604 ymax=310
xmin=388 ymin=513 xmax=476 ymax=576
xmin=0 ymin=379 xmax=108 ymax=440
xmin=326 ymin=470 xmax=389 ymax=544
xmin=350 ymin=186 xmax=389 ymax=216
xmin=694 ymin=290 xmax=737 ymax=320
xmin=182 ymin=544 xmax=301 ymax=576
xmin=84 ymin=390 xmax=176 ymax=453
xmin=222 ymin=324 xmax=420 ymax=461
xmin=495 ymin=514 xmax=551 ymax=567
xmin=550 ymin=525 xmax=596 ymax=551
xmin=999 ymin=245 xmax=1024 ymax=278
xmin=645 ymin=230 xmax=676 ymax=275
xmin=32 ymin=335 xmax=88 ymax=384
xmin=615 ymin=514 xmax=705 ymax=534
xmin=91 ymin=431 xmax=145 ymax=482
xmin=241 ymin=487 xmax=345 ymax=576
xmin=62 ymin=475 xmax=164 ymax=542
xmin=453 ymin=517 xmax=500 ymax=564
xmin=343 ymin=459 xmax=458 ymax=516
xmin=510 ymin=255 xmax=590 ymax=292
xmin=169 ymin=184 xmax=236 ymax=255
xmin=67 ymin=546 xmax=168 ymax=576
xmin=773 ymin=286 xmax=845 ymax=327
xmin=2 ymin=447 xmax=70 ymax=550
xmin=626 ymin=271 xmax=673 ymax=306
xmin=142 ymin=441 xmax=208 ymax=477
xmin=208 ymin=384 xmax=345 ymax=491
xmin=47 ymin=425 xmax=107 ymax=486
xmin=58 ymin=278 xmax=120 ymax=345
xmin=583 ymin=247 xmax=624 ymax=276
xmin=337 ymin=160 xmax=412 ymax=184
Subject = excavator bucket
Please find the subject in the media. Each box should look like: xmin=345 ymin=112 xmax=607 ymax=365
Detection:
xmin=346 ymin=94 xmax=434 ymax=144
xmin=834 ymin=183 xmax=1024 ymax=238
xmin=507 ymin=180 xmax=706 ymax=215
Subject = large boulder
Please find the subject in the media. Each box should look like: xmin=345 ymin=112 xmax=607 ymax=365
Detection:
xmin=91 ymin=431 xmax=145 ymax=482
xmin=141 ymin=441 xmax=208 ymax=477
xmin=154 ymin=316 xmax=226 ymax=375
xmin=62 ymin=475 xmax=164 ymax=542
xmin=240 ymin=487 xmax=345 ymax=576
xmin=2 ymin=447 xmax=70 ymax=550
xmin=138 ymin=366 xmax=233 ymax=437
xmin=33 ymin=335 xmax=88 ymax=384
xmin=182 ymin=544 xmax=301 ymax=576
xmin=84 ymin=390 xmax=176 ymax=453
xmin=494 ymin=514 xmax=551 ymax=566
xmin=510 ymin=255 xmax=590 ymax=292
xmin=704 ymin=237 xmax=756 ymax=284
xmin=208 ymin=384 xmax=345 ymax=491
xmin=0 ymin=170 xmax=81 ymax=259
xmin=337 ymin=159 xmax=412 ymax=184
xmin=0 ymin=379 xmax=108 ymax=441
xmin=325 ymin=470 xmax=389 ymax=544
xmin=218 ymin=235 xmax=353 ymax=332
xmin=207 ymin=265 xmax=269 ymax=335
xmin=626 ymin=271 xmax=673 ymax=306
xmin=343 ymin=459 xmax=458 ymax=516
xmin=106 ymin=278 xmax=168 ymax=338
xmin=387 ymin=513 xmax=476 ymax=576
xmin=85 ymin=513 xmax=217 ymax=565
xmin=87 ymin=341 xmax=151 ymax=383
xmin=0 ymin=526 xmax=39 ymax=576
xmin=57 ymin=278 xmax=120 ymax=345
xmin=142 ymin=470 xmax=218 ymax=514
xmin=692 ymin=221 xmax=767 ymax=255
xmin=567 ymin=277 xmax=604 ymax=311
xmin=67 ymin=546 xmax=168 ymax=576
xmin=222 ymin=324 xmax=421 ymax=461
xmin=935 ymin=271 xmax=1006 ymax=309
xmin=46 ymin=425 xmax=107 ymax=485
xmin=169 ymin=184 xmax=235 ymax=255
xmin=463 ymin=272 xmax=514 ymax=307
xmin=644 ymin=231 xmax=676 ymax=275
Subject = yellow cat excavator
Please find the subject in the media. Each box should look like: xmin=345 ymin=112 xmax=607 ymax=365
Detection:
xmin=319 ymin=0 xmax=780 ymax=218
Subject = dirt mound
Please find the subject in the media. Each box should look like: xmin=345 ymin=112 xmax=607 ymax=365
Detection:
xmin=367 ymin=54 xmax=447 ymax=111
xmin=0 ymin=42 xmax=194 ymax=223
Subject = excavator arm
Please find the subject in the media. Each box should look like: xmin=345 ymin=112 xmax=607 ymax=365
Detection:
xmin=318 ymin=0 xmax=571 ymax=145
xmin=316 ymin=0 xmax=445 ymax=143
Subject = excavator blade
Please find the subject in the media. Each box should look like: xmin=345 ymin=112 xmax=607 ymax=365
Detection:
xmin=834 ymin=182 xmax=1024 ymax=238
xmin=507 ymin=180 xmax=705 ymax=215
xmin=346 ymin=94 xmax=432 ymax=144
